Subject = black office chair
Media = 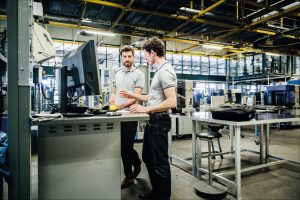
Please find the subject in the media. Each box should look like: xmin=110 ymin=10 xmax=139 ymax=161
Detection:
xmin=194 ymin=124 xmax=227 ymax=199
xmin=197 ymin=124 xmax=224 ymax=159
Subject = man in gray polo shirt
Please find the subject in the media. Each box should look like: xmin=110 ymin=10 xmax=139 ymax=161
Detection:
xmin=108 ymin=45 xmax=145 ymax=189
xmin=120 ymin=37 xmax=177 ymax=200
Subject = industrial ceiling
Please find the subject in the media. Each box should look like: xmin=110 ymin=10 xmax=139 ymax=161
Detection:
xmin=0 ymin=0 xmax=300 ymax=57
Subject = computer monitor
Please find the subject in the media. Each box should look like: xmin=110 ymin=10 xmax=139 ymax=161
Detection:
xmin=59 ymin=40 xmax=101 ymax=113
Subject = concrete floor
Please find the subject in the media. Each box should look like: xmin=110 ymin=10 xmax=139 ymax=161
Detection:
xmin=3 ymin=126 xmax=300 ymax=199
xmin=121 ymin=127 xmax=300 ymax=200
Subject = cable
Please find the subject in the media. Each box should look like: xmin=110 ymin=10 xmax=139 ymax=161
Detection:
xmin=72 ymin=90 xmax=84 ymax=102
xmin=41 ymin=83 xmax=55 ymax=100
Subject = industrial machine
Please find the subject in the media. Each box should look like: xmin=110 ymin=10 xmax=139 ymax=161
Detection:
xmin=264 ymin=84 xmax=300 ymax=125
xmin=264 ymin=85 xmax=299 ymax=108
xmin=224 ymin=89 xmax=242 ymax=104
xmin=171 ymin=80 xmax=194 ymax=137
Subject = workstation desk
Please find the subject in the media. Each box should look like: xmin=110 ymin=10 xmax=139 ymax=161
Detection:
xmin=169 ymin=112 xmax=300 ymax=200
xmin=32 ymin=112 xmax=149 ymax=200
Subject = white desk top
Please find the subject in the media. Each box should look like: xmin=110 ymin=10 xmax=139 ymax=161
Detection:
xmin=32 ymin=112 xmax=149 ymax=126
xmin=170 ymin=112 xmax=300 ymax=126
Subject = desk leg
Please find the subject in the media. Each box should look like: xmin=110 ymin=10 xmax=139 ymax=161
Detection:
xmin=235 ymin=125 xmax=242 ymax=200
xmin=168 ymin=130 xmax=173 ymax=164
xmin=196 ymin=128 xmax=202 ymax=180
xmin=230 ymin=125 xmax=234 ymax=152
xmin=192 ymin=120 xmax=197 ymax=177
xmin=265 ymin=124 xmax=270 ymax=163
xmin=260 ymin=124 xmax=265 ymax=164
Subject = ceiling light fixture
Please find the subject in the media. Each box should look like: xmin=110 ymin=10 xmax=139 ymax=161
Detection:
xmin=179 ymin=7 xmax=200 ymax=14
xmin=266 ymin=52 xmax=280 ymax=57
xmin=81 ymin=18 xmax=92 ymax=23
xmin=82 ymin=30 xmax=116 ymax=36
xmin=202 ymin=44 xmax=223 ymax=50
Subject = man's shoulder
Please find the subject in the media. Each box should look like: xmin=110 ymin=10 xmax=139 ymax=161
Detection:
xmin=114 ymin=67 xmax=123 ymax=75
xmin=132 ymin=68 xmax=145 ymax=77
xmin=161 ymin=63 xmax=176 ymax=74
xmin=135 ymin=68 xmax=144 ymax=74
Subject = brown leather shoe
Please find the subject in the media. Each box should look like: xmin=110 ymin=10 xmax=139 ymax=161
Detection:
xmin=132 ymin=164 xmax=141 ymax=179
xmin=121 ymin=177 xmax=134 ymax=189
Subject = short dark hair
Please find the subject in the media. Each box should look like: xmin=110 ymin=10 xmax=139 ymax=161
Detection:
xmin=120 ymin=45 xmax=134 ymax=56
xmin=142 ymin=37 xmax=165 ymax=57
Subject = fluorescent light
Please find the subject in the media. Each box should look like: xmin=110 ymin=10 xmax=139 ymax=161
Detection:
xmin=179 ymin=7 xmax=200 ymax=14
xmin=202 ymin=44 xmax=223 ymax=50
xmin=82 ymin=30 xmax=116 ymax=36
xmin=81 ymin=18 xmax=92 ymax=23
xmin=266 ymin=52 xmax=280 ymax=57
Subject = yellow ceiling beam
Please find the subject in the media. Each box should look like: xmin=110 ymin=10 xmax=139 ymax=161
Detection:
xmin=174 ymin=15 xmax=238 ymax=29
xmin=179 ymin=44 xmax=199 ymax=53
xmin=84 ymin=0 xmax=125 ymax=9
xmin=161 ymin=37 xmax=201 ymax=45
xmin=48 ymin=21 xmax=79 ymax=29
xmin=187 ymin=50 xmax=223 ymax=58
xmin=253 ymin=29 xmax=297 ymax=39
xmin=52 ymin=39 xmax=84 ymax=45
xmin=254 ymin=29 xmax=276 ymax=35
xmin=49 ymin=21 xmax=109 ymax=32
xmin=193 ymin=0 xmax=225 ymax=20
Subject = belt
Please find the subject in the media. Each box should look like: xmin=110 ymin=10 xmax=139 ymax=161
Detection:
xmin=149 ymin=112 xmax=170 ymax=122
xmin=149 ymin=111 xmax=168 ymax=116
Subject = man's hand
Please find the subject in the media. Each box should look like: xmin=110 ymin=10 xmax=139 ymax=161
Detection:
xmin=119 ymin=90 xmax=135 ymax=99
xmin=129 ymin=104 xmax=147 ymax=113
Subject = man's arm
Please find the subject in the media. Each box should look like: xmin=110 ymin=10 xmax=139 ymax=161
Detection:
xmin=119 ymin=90 xmax=149 ymax=102
xmin=108 ymin=87 xmax=116 ymax=104
xmin=129 ymin=87 xmax=176 ymax=113
xmin=146 ymin=87 xmax=176 ymax=112
xmin=117 ymin=88 xmax=143 ymax=110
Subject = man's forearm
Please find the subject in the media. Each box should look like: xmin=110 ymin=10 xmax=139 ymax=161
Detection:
xmin=145 ymin=98 xmax=176 ymax=113
xmin=108 ymin=94 xmax=115 ymax=104
xmin=117 ymin=99 xmax=137 ymax=110
xmin=132 ymin=94 xmax=149 ymax=102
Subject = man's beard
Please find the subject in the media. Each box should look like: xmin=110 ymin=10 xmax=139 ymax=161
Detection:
xmin=124 ymin=61 xmax=132 ymax=68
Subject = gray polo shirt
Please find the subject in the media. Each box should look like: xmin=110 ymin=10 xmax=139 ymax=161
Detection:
xmin=113 ymin=67 xmax=145 ymax=110
xmin=148 ymin=62 xmax=177 ymax=107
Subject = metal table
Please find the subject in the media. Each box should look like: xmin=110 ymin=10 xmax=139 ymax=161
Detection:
xmin=33 ymin=112 xmax=149 ymax=200
xmin=169 ymin=112 xmax=300 ymax=200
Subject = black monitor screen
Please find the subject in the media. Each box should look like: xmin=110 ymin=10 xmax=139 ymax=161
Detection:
xmin=62 ymin=40 xmax=101 ymax=96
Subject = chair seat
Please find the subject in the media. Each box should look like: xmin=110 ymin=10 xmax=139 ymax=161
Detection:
xmin=196 ymin=132 xmax=222 ymax=139
xmin=196 ymin=131 xmax=222 ymax=139
xmin=208 ymin=124 xmax=224 ymax=132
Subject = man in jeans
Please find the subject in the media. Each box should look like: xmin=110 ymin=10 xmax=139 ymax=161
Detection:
xmin=120 ymin=37 xmax=177 ymax=200
xmin=108 ymin=45 xmax=145 ymax=188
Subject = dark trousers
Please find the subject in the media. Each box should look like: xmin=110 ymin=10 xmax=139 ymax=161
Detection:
xmin=121 ymin=121 xmax=141 ymax=178
xmin=142 ymin=113 xmax=171 ymax=200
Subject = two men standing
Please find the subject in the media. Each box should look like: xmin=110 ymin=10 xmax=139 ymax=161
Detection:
xmin=120 ymin=37 xmax=177 ymax=200
xmin=109 ymin=37 xmax=177 ymax=200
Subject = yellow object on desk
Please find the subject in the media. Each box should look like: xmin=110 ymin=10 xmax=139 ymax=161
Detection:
xmin=109 ymin=104 xmax=118 ymax=111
